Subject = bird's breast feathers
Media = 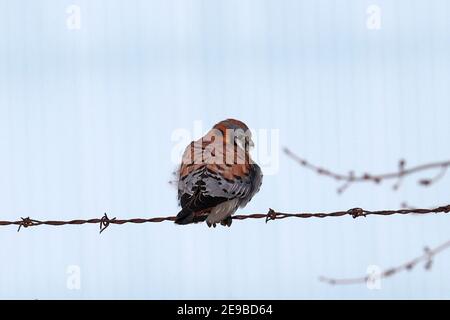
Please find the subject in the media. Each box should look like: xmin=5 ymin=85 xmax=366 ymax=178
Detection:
xmin=178 ymin=132 xmax=262 ymax=202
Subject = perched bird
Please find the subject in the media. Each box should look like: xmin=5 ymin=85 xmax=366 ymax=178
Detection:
xmin=175 ymin=119 xmax=263 ymax=227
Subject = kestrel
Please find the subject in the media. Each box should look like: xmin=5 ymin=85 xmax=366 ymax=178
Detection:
xmin=175 ymin=119 xmax=263 ymax=227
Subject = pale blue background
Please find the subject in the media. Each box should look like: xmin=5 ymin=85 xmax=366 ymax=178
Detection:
xmin=0 ymin=0 xmax=449 ymax=299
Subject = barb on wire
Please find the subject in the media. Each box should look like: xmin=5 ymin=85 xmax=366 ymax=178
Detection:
xmin=284 ymin=148 xmax=450 ymax=193
xmin=319 ymin=238 xmax=450 ymax=285
xmin=100 ymin=213 xmax=116 ymax=234
xmin=0 ymin=205 xmax=449 ymax=233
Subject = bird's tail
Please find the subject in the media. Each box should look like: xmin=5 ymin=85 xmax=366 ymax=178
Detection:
xmin=175 ymin=208 xmax=195 ymax=225
xmin=175 ymin=208 xmax=207 ymax=225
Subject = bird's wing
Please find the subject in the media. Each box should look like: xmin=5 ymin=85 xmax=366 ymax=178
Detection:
xmin=236 ymin=162 xmax=263 ymax=208
xmin=178 ymin=166 xmax=229 ymax=212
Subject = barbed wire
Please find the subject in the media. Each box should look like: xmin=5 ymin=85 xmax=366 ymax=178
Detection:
xmin=2 ymin=205 xmax=450 ymax=285
xmin=1 ymin=205 xmax=449 ymax=233
xmin=319 ymin=238 xmax=450 ymax=285
xmin=284 ymin=148 xmax=450 ymax=193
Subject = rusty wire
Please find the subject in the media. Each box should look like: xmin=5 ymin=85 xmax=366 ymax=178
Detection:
xmin=284 ymin=147 xmax=450 ymax=193
xmin=0 ymin=205 xmax=449 ymax=233
xmin=1 ymin=150 xmax=448 ymax=288
xmin=2 ymin=204 xmax=450 ymax=286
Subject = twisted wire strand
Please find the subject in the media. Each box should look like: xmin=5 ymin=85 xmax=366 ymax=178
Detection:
xmin=2 ymin=205 xmax=450 ymax=285
xmin=0 ymin=205 xmax=448 ymax=233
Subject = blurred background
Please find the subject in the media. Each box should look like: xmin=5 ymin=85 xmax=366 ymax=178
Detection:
xmin=0 ymin=0 xmax=449 ymax=299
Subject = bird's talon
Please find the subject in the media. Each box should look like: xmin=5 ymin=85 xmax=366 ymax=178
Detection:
xmin=221 ymin=216 xmax=233 ymax=227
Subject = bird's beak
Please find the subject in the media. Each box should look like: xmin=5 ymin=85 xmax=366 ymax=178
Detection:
xmin=248 ymin=138 xmax=255 ymax=148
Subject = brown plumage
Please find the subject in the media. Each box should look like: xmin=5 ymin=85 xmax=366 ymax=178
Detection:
xmin=175 ymin=119 xmax=263 ymax=227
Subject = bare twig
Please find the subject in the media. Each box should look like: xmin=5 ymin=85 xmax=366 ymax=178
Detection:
xmin=284 ymin=148 xmax=450 ymax=193
xmin=0 ymin=205 xmax=449 ymax=233
xmin=401 ymin=202 xmax=418 ymax=210
xmin=319 ymin=238 xmax=450 ymax=285
xmin=400 ymin=202 xmax=449 ymax=211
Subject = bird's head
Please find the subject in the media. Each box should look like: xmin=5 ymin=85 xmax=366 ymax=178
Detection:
xmin=213 ymin=119 xmax=254 ymax=151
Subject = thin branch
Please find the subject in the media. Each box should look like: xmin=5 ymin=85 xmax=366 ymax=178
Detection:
xmin=319 ymin=238 xmax=450 ymax=286
xmin=284 ymin=148 xmax=450 ymax=193
xmin=0 ymin=205 xmax=449 ymax=233
xmin=401 ymin=202 xmax=418 ymax=210
xmin=400 ymin=201 xmax=449 ymax=212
